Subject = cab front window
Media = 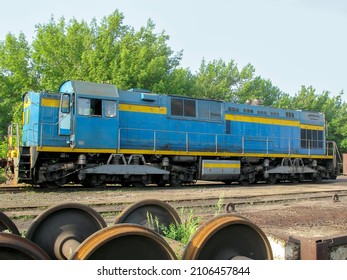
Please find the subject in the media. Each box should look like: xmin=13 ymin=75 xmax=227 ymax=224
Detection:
xmin=61 ymin=94 xmax=70 ymax=114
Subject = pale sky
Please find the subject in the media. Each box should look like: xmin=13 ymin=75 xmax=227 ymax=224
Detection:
xmin=1 ymin=0 xmax=346 ymax=101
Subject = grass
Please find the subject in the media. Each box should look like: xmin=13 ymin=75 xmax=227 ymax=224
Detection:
xmin=10 ymin=215 xmax=36 ymax=221
xmin=146 ymin=193 xmax=226 ymax=245
xmin=160 ymin=208 xmax=202 ymax=245
xmin=0 ymin=168 xmax=6 ymax=184
xmin=214 ymin=192 xmax=225 ymax=216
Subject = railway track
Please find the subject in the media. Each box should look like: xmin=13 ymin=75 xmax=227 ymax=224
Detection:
xmin=3 ymin=188 xmax=347 ymax=213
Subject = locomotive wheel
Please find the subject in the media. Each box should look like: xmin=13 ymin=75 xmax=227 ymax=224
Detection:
xmin=114 ymin=199 xmax=181 ymax=235
xmin=182 ymin=214 xmax=273 ymax=260
xmin=313 ymin=174 xmax=322 ymax=183
xmin=132 ymin=181 xmax=146 ymax=188
xmin=41 ymin=181 xmax=59 ymax=189
xmin=54 ymin=178 xmax=68 ymax=187
xmin=120 ymin=179 xmax=132 ymax=188
xmin=0 ymin=232 xmax=50 ymax=260
xmin=156 ymin=181 xmax=167 ymax=187
xmin=0 ymin=211 xmax=20 ymax=235
xmin=82 ymin=175 xmax=106 ymax=188
xmin=155 ymin=178 xmax=167 ymax=187
xmin=169 ymin=175 xmax=182 ymax=187
xmin=240 ymin=179 xmax=250 ymax=186
xmin=291 ymin=177 xmax=300 ymax=184
xmin=25 ymin=202 xmax=107 ymax=260
xmin=71 ymin=224 xmax=177 ymax=260
xmin=266 ymin=175 xmax=277 ymax=185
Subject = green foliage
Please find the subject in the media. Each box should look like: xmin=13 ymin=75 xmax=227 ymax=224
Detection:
xmin=111 ymin=19 xmax=182 ymax=90
xmin=153 ymin=67 xmax=196 ymax=97
xmin=0 ymin=139 xmax=7 ymax=158
xmin=214 ymin=193 xmax=225 ymax=216
xmin=0 ymin=32 xmax=34 ymax=139
xmin=160 ymin=208 xmax=202 ymax=244
xmin=193 ymin=58 xmax=255 ymax=101
xmin=145 ymin=208 xmax=201 ymax=244
xmin=236 ymin=76 xmax=284 ymax=106
xmin=0 ymin=168 xmax=6 ymax=183
xmin=159 ymin=194 xmax=226 ymax=245
xmin=146 ymin=211 xmax=161 ymax=232
xmin=31 ymin=11 xmax=182 ymax=92
xmin=276 ymin=86 xmax=347 ymax=151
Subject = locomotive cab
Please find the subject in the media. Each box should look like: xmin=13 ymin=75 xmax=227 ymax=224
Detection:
xmin=9 ymin=80 xmax=121 ymax=186
xmin=59 ymin=80 xmax=119 ymax=150
xmin=21 ymin=80 xmax=120 ymax=150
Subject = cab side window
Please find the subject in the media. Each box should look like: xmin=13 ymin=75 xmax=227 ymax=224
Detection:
xmin=78 ymin=97 xmax=102 ymax=116
xmin=105 ymin=100 xmax=117 ymax=118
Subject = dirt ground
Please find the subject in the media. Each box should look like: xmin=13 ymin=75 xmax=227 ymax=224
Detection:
xmin=235 ymin=199 xmax=347 ymax=239
xmin=1 ymin=177 xmax=347 ymax=240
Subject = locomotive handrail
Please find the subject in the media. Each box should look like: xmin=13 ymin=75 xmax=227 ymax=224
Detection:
xmin=118 ymin=127 xmax=327 ymax=156
xmin=30 ymin=114 xmax=71 ymax=146
xmin=326 ymin=141 xmax=343 ymax=174
xmin=7 ymin=123 xmax=20 ymax=151
xmin=22 ymin=124 xmax=333 ymax=157
xmin=31 ymin=122 xmax=62 ymax=147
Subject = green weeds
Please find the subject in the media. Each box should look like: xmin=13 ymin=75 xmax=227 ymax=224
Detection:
xmin=0 ymin=169 xmax=6 ymax=184
xmin=160 ymin=208 xmax=202 ymax=245
xmin=146 ymin=193 xmax=225 ymax=245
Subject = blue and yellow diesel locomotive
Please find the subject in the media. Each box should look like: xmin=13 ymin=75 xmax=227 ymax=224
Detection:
xmin=6 ymin=80 xmax=341 ymax=187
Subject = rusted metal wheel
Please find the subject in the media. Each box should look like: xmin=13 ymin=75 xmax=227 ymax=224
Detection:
xmin=71 ymin=224 xmax=177 ymax=260
xmin=0 ymin=211 xmax=20 ymax=235
xmin=26 ymin=202 xmax=107 ymax=260
xmin=182 ymin=214 xmax=273 ymax=260
xmin=0 ymin=232 xmax=50 ymax=260
xmin=225 ymin=202 xmax=236 ymax=213
xmin=114 ymin=199 xmax=181 ymax=235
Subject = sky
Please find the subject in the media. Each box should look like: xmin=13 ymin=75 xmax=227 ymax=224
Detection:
xmin=1 ymin=0 xmax=347 ymax=101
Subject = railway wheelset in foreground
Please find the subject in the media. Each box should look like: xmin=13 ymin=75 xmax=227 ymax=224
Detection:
xmin=2 ymin=80 xmax=343 ymax=189
xmin=0 ymin=199 xmax=273 ymax=260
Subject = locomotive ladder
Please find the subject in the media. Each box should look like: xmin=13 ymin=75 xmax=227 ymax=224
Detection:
xmin=333 ymin=141 xmax=343 ymax=175
xmin=17 ymin=146 xmax=32 ymax=183
xmin=6 ymin=123 xmax=32 ymax=183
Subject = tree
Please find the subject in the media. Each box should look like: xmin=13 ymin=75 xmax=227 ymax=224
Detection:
xmin=236 ymin=76 xmax=284 ymax=107
xmin=111 ymin=19 xmax=182 ymax=90
xmin=193 ymin=58 xmax=254 ymax=101
xmin=0 ymin=32 xmax=34 ymax=138
xmin=82 ymin=11 xmax=129 ymax=84
xmin=32 ymin=16 xmax=97 ymax=90
xmin=151 ymin=67 xmax=196 ymax=96
xmin=31 ymin=12 xmax=183 ymax=93
xmin=277 ymin=86 xmax=347 ymax=151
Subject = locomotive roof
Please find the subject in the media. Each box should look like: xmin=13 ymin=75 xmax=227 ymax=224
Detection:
xmin=59 ymin=80 xmax=119 ymax=98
